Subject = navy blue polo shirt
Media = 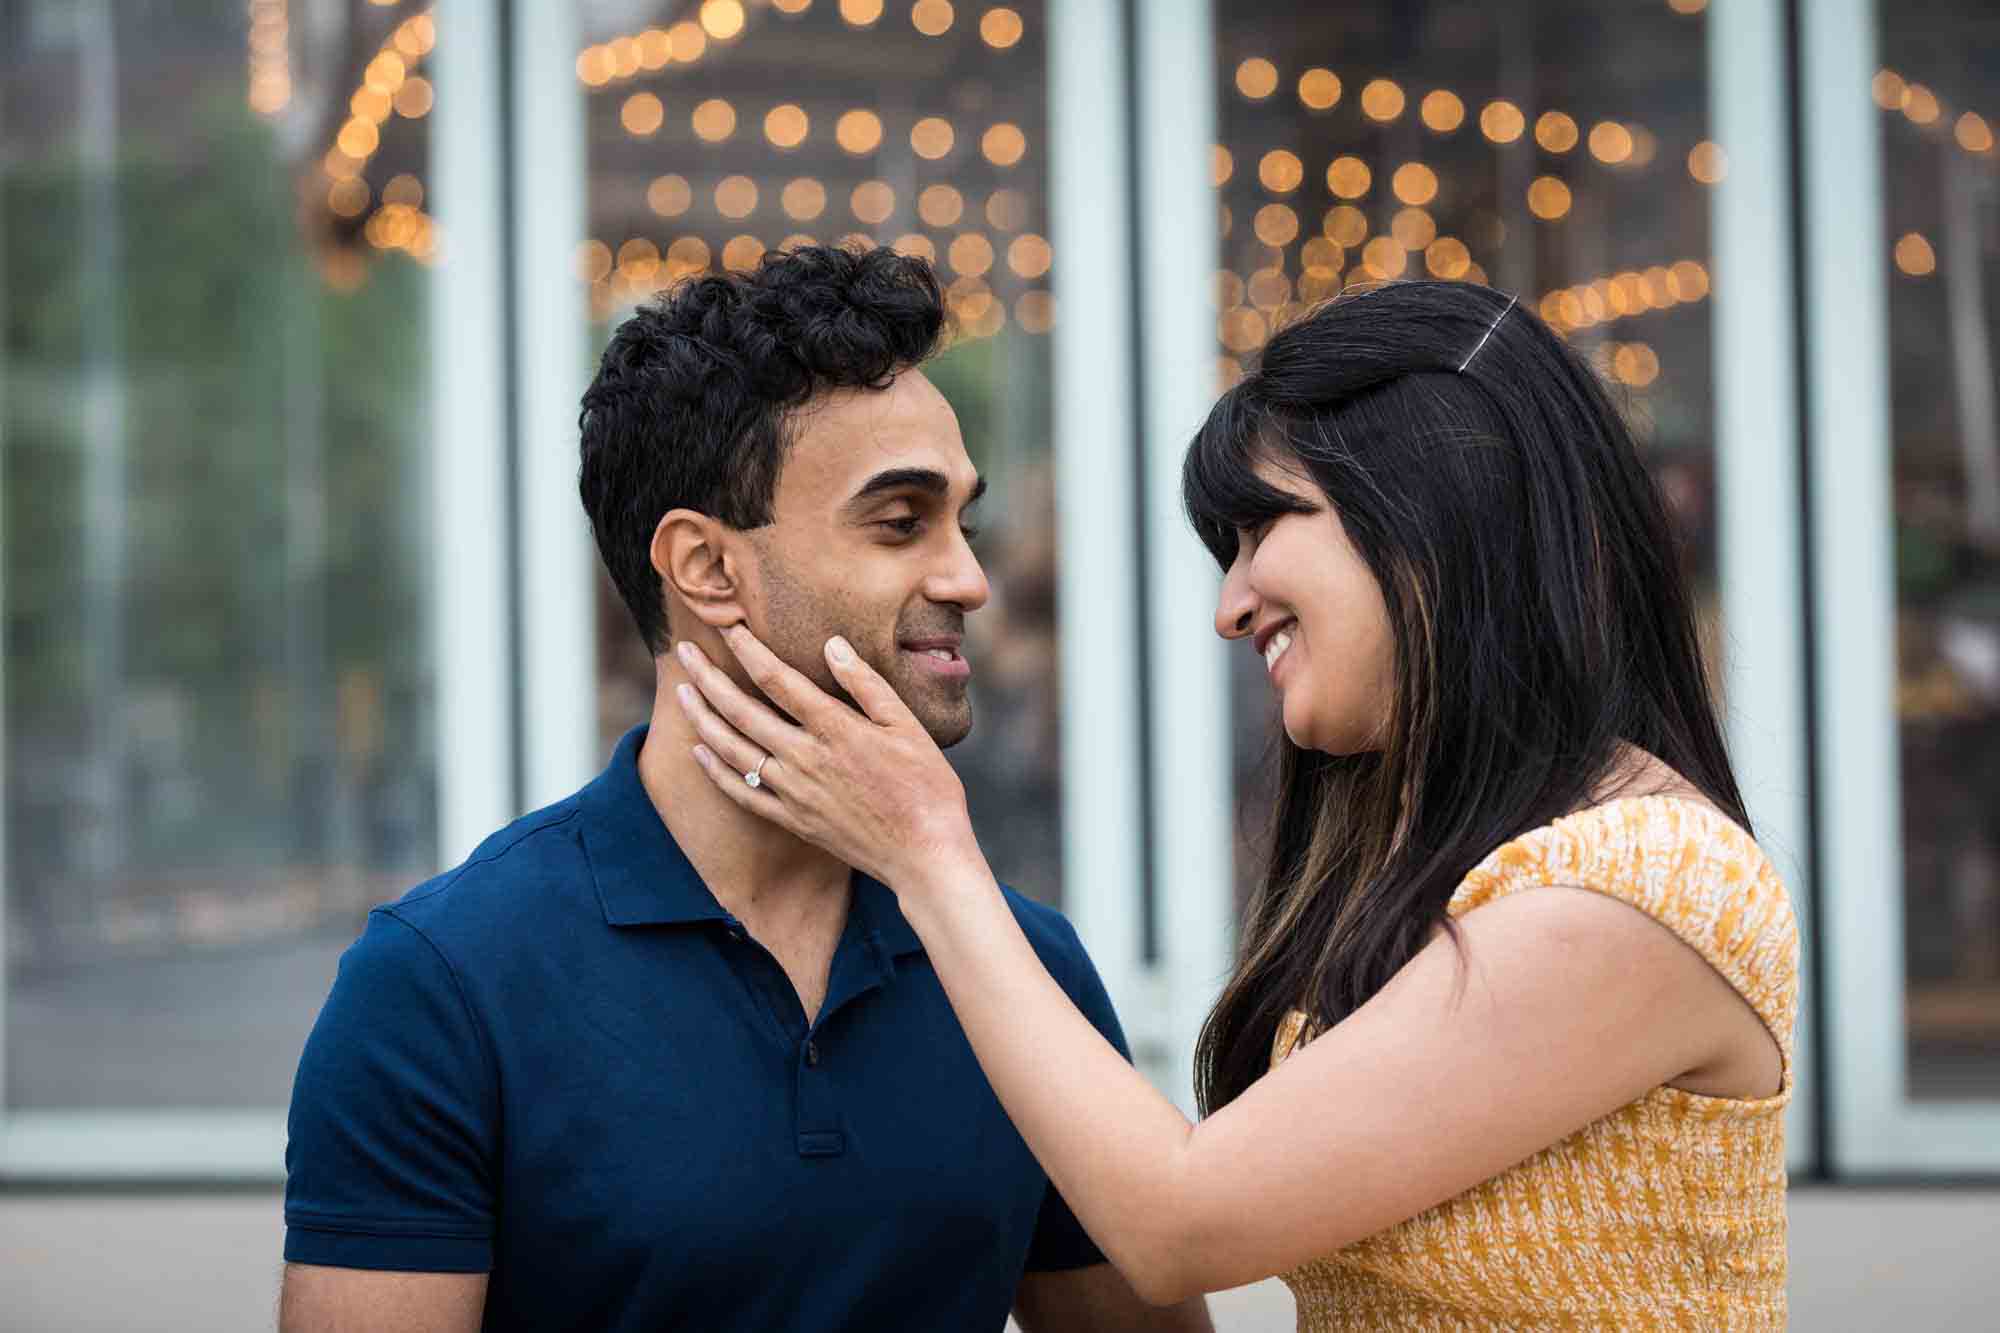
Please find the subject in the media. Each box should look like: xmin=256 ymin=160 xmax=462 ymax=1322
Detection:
xmin=284 ymin=725 xmax=1125 ymax=1332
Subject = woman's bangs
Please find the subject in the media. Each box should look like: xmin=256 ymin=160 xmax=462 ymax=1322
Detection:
xmin=1183 ymin=398 xmax=1309 ymax=567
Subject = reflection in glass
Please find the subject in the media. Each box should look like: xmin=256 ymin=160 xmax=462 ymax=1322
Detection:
xmin=1 ymin=3 xmax=437 ymax=1108
xmin=577 ymin=1 xmax=1066 ymax=903
xmin=1875 ymin=2 xmax=2000 ymax=1099
xmin=1210 ymin=4 xmax=1720 ymax=913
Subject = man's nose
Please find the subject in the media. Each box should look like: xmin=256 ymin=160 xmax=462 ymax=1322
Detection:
xmin=929 ymin=536 xmax=991 ymax=612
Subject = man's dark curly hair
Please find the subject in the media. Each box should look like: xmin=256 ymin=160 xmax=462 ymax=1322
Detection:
xmin=579 ymin=244 xmax=948 ymax=654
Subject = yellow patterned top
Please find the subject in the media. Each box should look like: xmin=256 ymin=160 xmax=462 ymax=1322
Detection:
xmin=1271 ymin=795 xmax=1797 ymax=1332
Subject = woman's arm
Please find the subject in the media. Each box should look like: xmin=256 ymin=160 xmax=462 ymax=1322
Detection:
xmin=676 ymin=630 xmax=1764 ymax=1302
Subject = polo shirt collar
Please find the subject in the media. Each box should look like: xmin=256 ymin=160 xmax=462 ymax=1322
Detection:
xmin=580 ymin=725 xmax=923 ymax=959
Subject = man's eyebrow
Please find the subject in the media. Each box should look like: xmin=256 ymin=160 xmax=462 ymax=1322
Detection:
xmin=843 ymin=468 xmax=987 ymax=513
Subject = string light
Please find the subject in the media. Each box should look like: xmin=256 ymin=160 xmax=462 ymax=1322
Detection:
xmin=1298 ymin=69 xmax=1341 ymax=111
xmin=622 ymin=92 xmax=665 ymax=136
xmin=1527 ymin=175 xmax=1572 ymax=220
xmin=782 ymin=177 xmax=829 ymax=220
xmin=1253 ymin=203 xmax=1300 ymax=247
xmin=911 ymin=0 xmax=954 ymax=37
xmin=1894 ymin=233 xmax=1936 ymax=277
xmin=1007 ymin=233 xmax=1052 ymax=279
xmin=699 ymin=0 xmax=746 ymax=40
xmin=1480 ymin=99 xmax=1526 ymax=144
xmin=982 ymin=123 xmax=1028 ymax=167
xmin=836 ymin=109 xmax=884 ymax=154
xmin=1420 ymin=90 xmax=1464 ymax=133
xmin=1258 ymin=149 xmax=1304 ymax=194
xmin=1391 ymin=162 xmax=1438 ymax=206
xmin=1327 ymin=156 xmax=1371 ymax=199
xmin=1588 ymin=120 xmax=1635 ymax=164
xmin=315 ymin=10 xmax=440 ymax=287
xmin=765 ymin=104 xmax=810 ymax=149
xmin=979 ymin=7 xmax=1024 ymax=49
xmin=648 ymin=175 xmax=693 ymax=217
xmin=1236 ymin=59 xmax=1279 ymax=101
xmin=911 ymin=117 xmax=956 ymax=159
xmin=1535 ymin=111 xmax=1579 ymax=153
xmin=1687 ymin=141 xmax=1728 ymax=184
xmin=839 ymin=0 xmax=885 ymax=28
xmin=693 ymin=98 xmax=738 ymax=142
xmin=1360 ymin=79 xmax=1406 ymax=123
xmin=1537 ymin=258 xmax=1710 ymax=334
xmin=1390 ymin=207 xmax=1437 ymax=251
xmin=715 ymin=175 xmax=759 ymax=219
xmin=919 ymin=184 xmax=965 ymax=227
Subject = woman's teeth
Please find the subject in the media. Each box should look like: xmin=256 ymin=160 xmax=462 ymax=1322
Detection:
xmin=1264 ymin=630 xmax=1294 ymax=672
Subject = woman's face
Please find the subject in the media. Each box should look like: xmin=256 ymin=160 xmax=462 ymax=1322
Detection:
xmin=1213 ymin=454 xmax=1397 ymax=755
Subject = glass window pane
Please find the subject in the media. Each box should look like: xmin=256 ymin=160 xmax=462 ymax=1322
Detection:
xmin=1875 ymin=2 xmax=2000 ymax=1101
xmin=2 ymin=3 xmax=437 ymax=1109
xmin=578 ymin=1 xmax=1065 ymax=903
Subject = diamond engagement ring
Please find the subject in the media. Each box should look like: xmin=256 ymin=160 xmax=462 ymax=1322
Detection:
xmin=744 ymin=755 xmax=770 ymax=789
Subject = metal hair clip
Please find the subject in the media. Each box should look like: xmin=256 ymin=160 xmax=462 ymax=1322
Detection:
xmin=1457 ymin=293 xmax=1518 ymax=373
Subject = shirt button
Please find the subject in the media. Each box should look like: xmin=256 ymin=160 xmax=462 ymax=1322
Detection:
xmin=805 ymin=1041 xmax=820 ymax=1067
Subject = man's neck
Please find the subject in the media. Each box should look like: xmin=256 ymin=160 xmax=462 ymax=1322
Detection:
xmin=636 ymin=664 xmax=853 ymax=927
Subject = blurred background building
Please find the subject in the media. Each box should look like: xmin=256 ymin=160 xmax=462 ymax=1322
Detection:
xmin=1 ymin=0 xmax=1996 ymax=1326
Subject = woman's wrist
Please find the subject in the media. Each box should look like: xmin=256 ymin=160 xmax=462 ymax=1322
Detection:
xmin=895 ymin=845 xmax=999 ymax=927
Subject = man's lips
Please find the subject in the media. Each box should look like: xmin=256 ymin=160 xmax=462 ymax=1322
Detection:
xmin=899 ymin=636 xmax=971 ymax=680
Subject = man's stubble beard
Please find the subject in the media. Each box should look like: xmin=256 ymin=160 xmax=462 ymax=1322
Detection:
xmin=756 ymin=548 xmax=974 ymax=749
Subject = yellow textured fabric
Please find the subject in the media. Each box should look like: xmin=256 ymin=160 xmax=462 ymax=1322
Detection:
xmin=1271 ymin=795 xmax=1798 ymax=1332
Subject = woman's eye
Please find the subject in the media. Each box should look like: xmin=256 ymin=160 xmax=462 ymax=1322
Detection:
xmin=959 ymin=524 xmax=982 ymax=542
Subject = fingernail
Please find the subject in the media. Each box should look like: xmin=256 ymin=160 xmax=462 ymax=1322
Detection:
xmin=675 ymin=641 xmax=693 ymax=664
xmin=676 ymin=683 xmax=694 ymax=711
xmin=827 ymin=636 xmax=853 ymax=664
xmin=692 ymin=745 xmax=712 ymax=765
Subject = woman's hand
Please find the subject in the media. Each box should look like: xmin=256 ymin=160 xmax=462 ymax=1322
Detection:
xmin=674 ymin=625 xmax=986 ymax=894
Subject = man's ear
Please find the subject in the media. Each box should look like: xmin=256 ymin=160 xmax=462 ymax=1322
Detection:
xmin=652 ymin=509 xmax=750 ymax=631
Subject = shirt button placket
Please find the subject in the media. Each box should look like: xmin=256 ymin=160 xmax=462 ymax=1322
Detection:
xmin=796 ymin=1034 xmax=844 ymax=1157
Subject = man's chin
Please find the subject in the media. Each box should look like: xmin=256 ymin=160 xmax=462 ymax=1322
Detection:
xmin=908 ymin=692 xmax=973 ymax=749
xmin=926 ymin=713 xmax=973 ymax=749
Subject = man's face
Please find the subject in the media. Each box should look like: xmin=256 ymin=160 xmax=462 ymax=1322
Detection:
xmin=744 ymin=369 xmax=991 ymax=748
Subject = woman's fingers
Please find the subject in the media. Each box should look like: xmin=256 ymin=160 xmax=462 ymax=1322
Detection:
xmin=824 ymin=636 xmax=916 ymax=729
xmin=676 ymin=639 xmax=808 ymax=755
xmin=719 ymin=624 xmax=848 ymax=736
xmin=691 ymin=744 xmax=797 ymax=828
xmin=676 ymin=683 xmax=778 ymax=788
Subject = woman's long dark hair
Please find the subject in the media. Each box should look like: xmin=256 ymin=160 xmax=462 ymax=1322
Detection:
xmin=1183 ymin=281 xmax=1749 ymax=1116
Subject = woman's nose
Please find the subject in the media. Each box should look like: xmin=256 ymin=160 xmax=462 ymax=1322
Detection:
xmin=1214 ymin=561 xmax=1257 ymax=640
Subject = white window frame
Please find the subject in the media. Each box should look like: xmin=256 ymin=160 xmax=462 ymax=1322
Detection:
xmin=1709 ymin=0 xmax=1819 ymax=1175
xmin=1803 ymin=0 xmax=2000 ymax=1173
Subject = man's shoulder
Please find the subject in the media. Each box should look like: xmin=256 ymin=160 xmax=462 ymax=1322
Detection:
xmin=376 ymin=796 xmax=592 ymax=943
xmin=993 ymin=884 xmax=1091 ymax=978
xmin=990 ymin=884 xmax=1127 ymax=1050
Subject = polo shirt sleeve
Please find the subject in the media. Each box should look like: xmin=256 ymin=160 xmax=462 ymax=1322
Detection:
xmin=1023 ymin=914 xmax=1131 ymax=1273
xmin=284 ymin=906 xmax=498 ymax=1273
